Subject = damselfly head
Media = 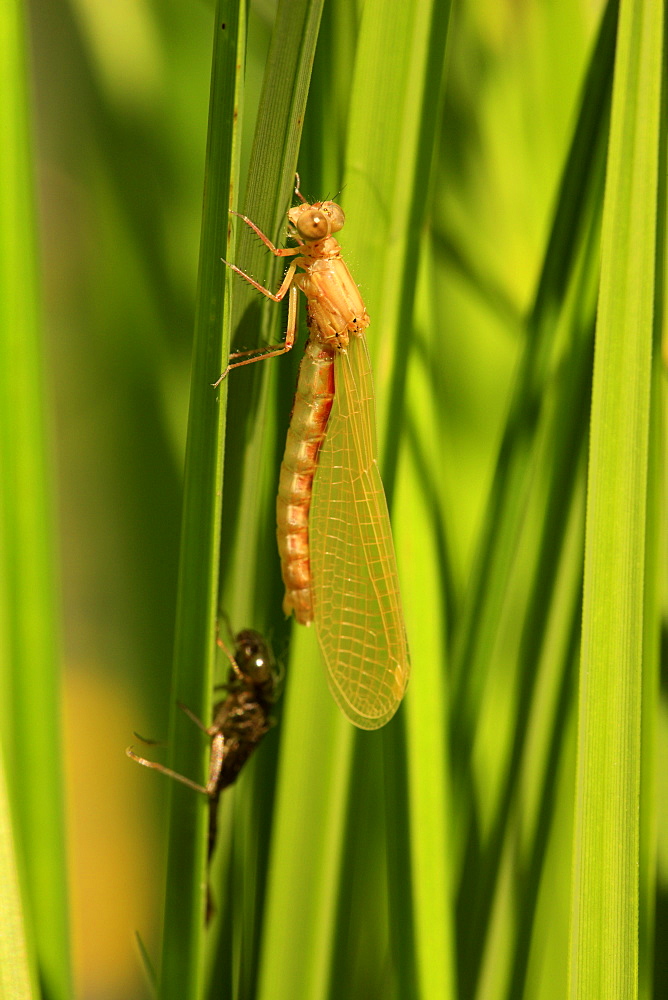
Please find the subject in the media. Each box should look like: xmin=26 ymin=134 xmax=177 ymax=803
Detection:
xmin=288 ymin=200 xmax=345 ymax=242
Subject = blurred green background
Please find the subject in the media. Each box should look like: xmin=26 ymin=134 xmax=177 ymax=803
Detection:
xmin=26 ymin=1 xmax=229 ymax=994
xmin=3 ymin=0 xmax=664 ymax=997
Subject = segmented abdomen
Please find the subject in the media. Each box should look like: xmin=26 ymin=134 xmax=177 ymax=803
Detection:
xmin=276 ymin=339 xmax=335 ymax=623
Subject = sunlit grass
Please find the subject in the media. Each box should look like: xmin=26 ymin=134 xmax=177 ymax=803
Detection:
xmin=1 ymin=2 xmax=69 ymax=998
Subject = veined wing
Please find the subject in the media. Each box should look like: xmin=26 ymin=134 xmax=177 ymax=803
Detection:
xmin=309 ymin=332 xmax=410 ymax=729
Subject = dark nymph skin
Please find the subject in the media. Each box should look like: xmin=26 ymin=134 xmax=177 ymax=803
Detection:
xmin=127 ymin=628 xmax=281 ymax=921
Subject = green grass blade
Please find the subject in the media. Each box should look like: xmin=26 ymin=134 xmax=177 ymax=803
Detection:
xmin=450 ymin=0 xmax=617 ymax=719
xmin=446 ymin=25 xmax=616 ymax=979
xmin=638 ymin=50 xmax=666 ymax=998
xmin=638 ymin=357 xmax=661 ymax=1000
xmin=206 ymin=3 xmax=326 ymax=998
xmin=394 ymin=245 xmax=455 ymax=999
xmin=459 ymin=221 xmax=601 ymax=999
xmin=568 ymin=0 xmax=663 ymax=996
xmin=158 ymin=3 xmax=244 ymax=997
xmin=256 ymin=629 xmax=354 ymax=1000
xmin=232 ymin=0 xmax=327 ymax=313
xmin=343 ymin=0 xmax=452 ymax=474
xmin=438 ymin=5 xmax=616 ymax=995
xmin=341 ymin=1 xmax=454 ymax=995
xmin=0 ymin=2 xmax=71 ymax=997
xmin=299 ymin=0 xmax=360 ymax=197
xmin=220 ymin=0 xmax=326 ymax=631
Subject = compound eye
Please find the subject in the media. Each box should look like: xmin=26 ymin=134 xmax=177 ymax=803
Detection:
xmin=296 ymin=208 xmax=330 ymax=241
xmin=322 ymin=202 xmax=345 ymax=233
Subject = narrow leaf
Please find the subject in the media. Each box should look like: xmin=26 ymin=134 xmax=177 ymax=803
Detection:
xmin=569 ymin=0 xmax=663 ymax=996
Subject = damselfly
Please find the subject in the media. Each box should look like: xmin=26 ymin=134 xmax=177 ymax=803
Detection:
xmin=219 ymin=179 xmax=410 ymax=729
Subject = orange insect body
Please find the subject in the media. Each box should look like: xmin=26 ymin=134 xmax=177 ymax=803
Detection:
xmin=221 ymin=183 xmax=410 ymax=729
xmin=277 ymin=341 xmax=335 ymax=622
xmin=277 ymin=223 xmax=369 ymax=624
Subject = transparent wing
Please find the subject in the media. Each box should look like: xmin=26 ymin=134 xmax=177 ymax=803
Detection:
xmin=310 ymin=333 xmax=410 ymax=729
